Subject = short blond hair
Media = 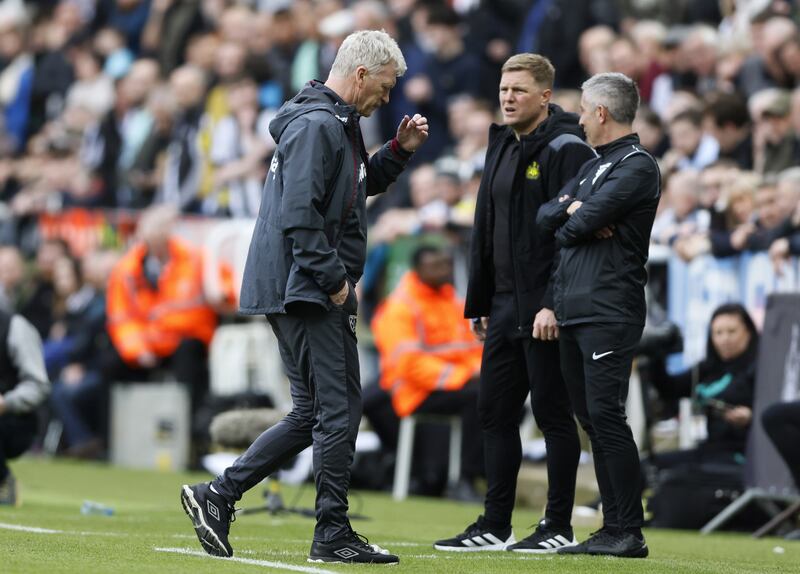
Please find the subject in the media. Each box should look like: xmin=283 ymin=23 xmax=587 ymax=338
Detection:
xmin=501 ymin=53 xmax=555 ymax=89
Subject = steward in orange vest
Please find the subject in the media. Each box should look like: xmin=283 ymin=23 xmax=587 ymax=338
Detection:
xmin=372 ymin=252 xmax=482 ymax=418
xmin=106 ymin=206 xmax=233 ymax=387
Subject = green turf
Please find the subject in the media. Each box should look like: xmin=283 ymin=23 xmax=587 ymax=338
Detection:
xmin=0 ymin=458 xmax=797 ymax=573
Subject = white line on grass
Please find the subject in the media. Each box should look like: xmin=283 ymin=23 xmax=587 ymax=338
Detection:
xmin=154 ymin=547 xmax=338 ymax=574
xmin=0 ymin=522 xmax=62 ymax=534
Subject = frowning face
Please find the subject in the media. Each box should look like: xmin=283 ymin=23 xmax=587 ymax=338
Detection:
xmin=499 ymin=70 xmax=551 ymax=136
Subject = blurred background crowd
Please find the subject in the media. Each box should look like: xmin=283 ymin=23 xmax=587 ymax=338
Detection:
xmin=1 ymin=0 xmax=800 ymax=524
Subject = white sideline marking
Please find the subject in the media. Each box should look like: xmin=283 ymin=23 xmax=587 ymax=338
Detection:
xmin=154 ymin=547 xmax=337 ymax=574
xmin=0 ymin=522 xmax=61 ymax=534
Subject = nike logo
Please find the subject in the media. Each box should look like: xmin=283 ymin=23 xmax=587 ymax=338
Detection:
xmin=592 ymin=351 xmax=614 ymax=360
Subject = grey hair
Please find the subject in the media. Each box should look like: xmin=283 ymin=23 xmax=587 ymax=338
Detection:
xmin=778 ymin=166 xmax=800 ymax=186
xmin=581 ymin=72 xmax=640 ymax=125
xmin=329 ymin=29 xmax=407 ymax=78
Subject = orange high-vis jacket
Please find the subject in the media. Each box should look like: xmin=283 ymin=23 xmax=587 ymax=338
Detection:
xmin=106 ymin=237 xmax=231 ymax=365
xmin=371 ymin=271 xmax=483 ymax=418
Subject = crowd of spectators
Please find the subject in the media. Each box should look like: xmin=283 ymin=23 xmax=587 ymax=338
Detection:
xmin=0 ymin=0 xmax=799 ymax=508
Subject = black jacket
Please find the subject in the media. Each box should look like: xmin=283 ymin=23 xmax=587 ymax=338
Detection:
xmin=537 ymin=133 xmax=660 ymax=327
xmin=465 ymin=104 xmax=595 ymax=330
xmin=239 ymin=81 xmax=412 ymax=315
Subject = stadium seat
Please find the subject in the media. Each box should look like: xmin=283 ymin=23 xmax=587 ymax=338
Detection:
xmin=392 ymin=413 xmax=462 ymax=501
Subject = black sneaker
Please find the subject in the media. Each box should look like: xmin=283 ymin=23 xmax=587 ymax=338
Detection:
xmin=0 ymin=473 xmax=18 ymax=506
xmin=506 ymin=518 xmax=577 ymax=553
xmin=588 ymin=531 xmax=648 ymax=558
xmin=308 ymin=530 xmax=399 ymax=564
xmin=181 ymin=483 xmax=236 ymax=557
xmin=557 ymin=526 xmax=617 ymax=555
xmin=433 ymin=516 xmax=515 ymax=552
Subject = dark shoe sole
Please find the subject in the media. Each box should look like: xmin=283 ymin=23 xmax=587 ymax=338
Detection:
xmin=590 ymin=545 xmax=649 ymax=558
xmin=180 ymin=485 xmax=232 ymax=558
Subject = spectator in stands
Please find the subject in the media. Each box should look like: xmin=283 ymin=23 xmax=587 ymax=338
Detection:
xmin=0 ymin=7 xmax=34 ymax=154
xmin=402 ymin=5 xmax=481 ymax=162
xmin=708 ymin=172 xmax=760 ymax=258
xmin=664 ymin=108 xmax=719 ymax=173
xmin=705 ymin=91 xmax=754 ymax=170
xmin=127 ymin=85 xmax=176 ymax=207
xmin=651 ymin=170 xmax=708 ymax=246
xmin=17 ymin=238 xmax=69 ymax=340
xmin=207 ymin=78 xmax=272 ymax=217
xmin=65 ymin=46 xmax=115 ymax=120
xmin=46 ymin=254 xmax=109 ymax=459
xmin=156 ymin=66 xmax=209 ymax=213
xmin=750 ymin=88 xmax=800 ymax=175
xmin=737 ymin=16 xmax=797 ymax=98
xmin=0 ymin=309 xmax=49 ymax=505
xmin=769 ymin=168 xmax=800 ymax=274
xmin=105 ymin=205 xmax=233 ymax=415
xmin=140 ymin=0 xmax=204 ymax=76
xmin=647 ymin=303 xmax=758 ymax=485
xmin=633 ymin=105 xmax=669 ymax=157
xmin=368 ymin=245 xmax=484 ymax=496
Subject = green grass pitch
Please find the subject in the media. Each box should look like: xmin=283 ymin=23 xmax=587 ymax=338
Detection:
xmin=0 ymin=458 xmax=796 ymax=573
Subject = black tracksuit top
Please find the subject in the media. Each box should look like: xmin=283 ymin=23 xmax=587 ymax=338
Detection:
xmin=465 ymin=104 xmax=595 ymax=331
xmin=537 ymin=133 xmax=661 ymax=327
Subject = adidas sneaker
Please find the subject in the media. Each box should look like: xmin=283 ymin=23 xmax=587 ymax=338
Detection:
xmin=506 ymin=518 xmax=577 ymax=553
xmin=433 ymin=516 xmax=515 ymax=552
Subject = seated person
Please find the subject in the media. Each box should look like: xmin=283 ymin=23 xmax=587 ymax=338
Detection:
xmin=648 ymin=303 xmax=758 ymax=481
xmin=105 ymin=205 xmax=234 ymax=416
xmin=46 ymin=253 xmax=112 ymax=459
xmin=0 ymin=311 xmax=50 ymax=505
xmin=365 ymin=245 xmax=484 ymax=496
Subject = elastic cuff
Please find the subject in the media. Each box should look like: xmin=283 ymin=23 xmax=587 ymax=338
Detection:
xmin=390 ymin=138 xmax=413 ymax=159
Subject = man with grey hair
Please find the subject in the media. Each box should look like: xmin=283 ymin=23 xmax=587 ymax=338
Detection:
xmin=181 ymin=30 xmax=427 ymax=565
xmin=537 ymin=72 xmax=660 ymax=558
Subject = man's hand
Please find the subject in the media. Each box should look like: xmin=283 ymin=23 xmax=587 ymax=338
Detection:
xmin=471 ymin=317 xmax=489 ymax=341
xmin=137 ymin=351 xmax=158 ymax=369
xmin=532 ymin=308 xmax=558 ymax=341
xmin=724 ymin=405 xmax=752 ymax=428
xmin=330 ymin=281 xmax=350 ymax=306
xmin=769 ymin=237 xmax=790 ymax=275
xmin=566 ymin=200 xmax=583 ymax=215
xmin=396 ymin=114 xmax=429 ymax=153
xmin=594 ymin=224 xmax=615 ymax=239
xmin=0 ymin=394 xmax=6 ymax=416
xmin=730 ymin=222 xmax=755 ymax=250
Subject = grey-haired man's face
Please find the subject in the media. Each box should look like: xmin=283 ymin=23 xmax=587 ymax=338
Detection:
xmin=355 ymin=64 xmax=398 ymax=117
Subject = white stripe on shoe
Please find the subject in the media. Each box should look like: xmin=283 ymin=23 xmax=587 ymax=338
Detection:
xmin=434 ymin=534 xmax=515 ymax=552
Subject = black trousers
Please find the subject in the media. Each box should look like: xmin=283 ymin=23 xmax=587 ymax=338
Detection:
xmin=479 ymin=293 xmax=580 ymax=529
xmin=559 ymin=322 xmax=644 ymax=532
xmin=213 ymin=301 xmax=361 ymax=543
xmin=0 ymin=412 xmax=37 ymax=481
xmin=762 ymin=400 xmax=800 ymax=488
xmin=362 ymin=378 xmax=484 ymax=486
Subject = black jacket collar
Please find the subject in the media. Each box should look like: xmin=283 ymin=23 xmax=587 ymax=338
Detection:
xmin=594 ymin=133 xmax=641 ymax=157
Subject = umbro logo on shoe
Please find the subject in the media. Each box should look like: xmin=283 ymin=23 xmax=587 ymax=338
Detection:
xmin=207 ymin=500 xmax=220 ymax=521
xmin=333 ymin=547 xmax=360 ymax=559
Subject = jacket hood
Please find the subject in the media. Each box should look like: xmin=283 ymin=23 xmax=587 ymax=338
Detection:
xmin=269 ymin=80 xmax=357 ymax=143
xmin=489 ymin=103 xmax=585 ymax=148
